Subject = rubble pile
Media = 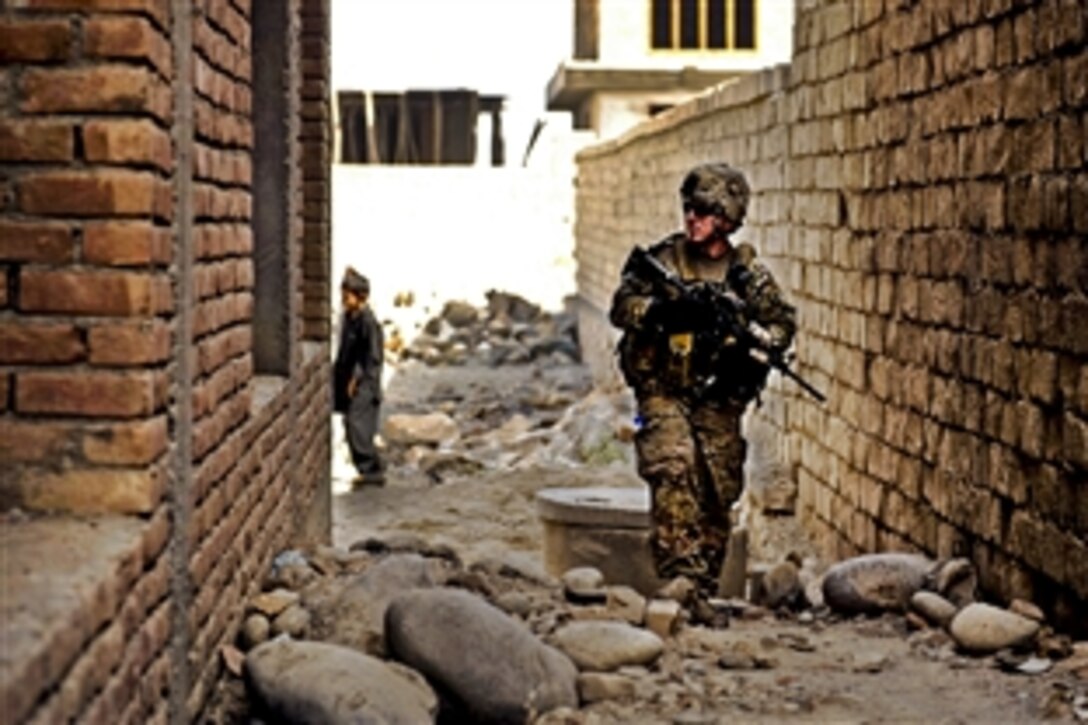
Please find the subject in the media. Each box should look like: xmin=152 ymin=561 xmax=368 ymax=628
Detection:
xmin=395 ymin=290 xmax=581 ymax=368
xmin=213 ymin=542 xmax=1088 ymax=724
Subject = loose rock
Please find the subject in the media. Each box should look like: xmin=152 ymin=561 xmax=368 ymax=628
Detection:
xmin=327 ymin=553 xmax=446 ymax=655
xmin=1009 ymin=599 xmax=1045 ymax=623
xmin=240 ymin=613 xmax=270 ymax=650
xmin=245 ymin=638 xmax=437 ymax=725
xmin=271 ymin=604 xmax=310 ymax=639
xmin=577 ymin=672 xmax=636 ymax=703
xmin=552 ymin=621 xmax=664 ymax=672
xmin=822 ymin=553 xmax=934 ymax=615
xmin=249 ymin=588 xmax=300 ymax=618
xmin=645 ymin=599 xmax=682 ymax=639
xmin=563 ymin=566 xmax=607 ymax=604
xmin=606 ymin=586 xmax=647 ymax=625
xmin=910 ymin=591 xmax=959 ymax=629
xmin=385 ymin=587 xmax=578 ymax=723
xmin=949 ymin=603 xmax=1041 ymax=654
xmin=383 ymin=412 xmax=459 ymax=446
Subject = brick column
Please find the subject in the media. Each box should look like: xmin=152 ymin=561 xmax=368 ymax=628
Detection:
xmin=0 ymin=0 xmax=175 ymax=515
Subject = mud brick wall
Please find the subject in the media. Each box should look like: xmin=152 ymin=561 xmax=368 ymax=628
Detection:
xmin=574 ymin=0 xmax=1087 ymax=631
xmin=0 ymin=0 xmax=333 ymax=722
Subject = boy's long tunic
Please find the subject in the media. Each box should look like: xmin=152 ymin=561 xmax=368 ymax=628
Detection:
xmin=610 ymin=234 xmax=796 ymax=592
xmin=334 ymin=305 xmax=384 ymax=475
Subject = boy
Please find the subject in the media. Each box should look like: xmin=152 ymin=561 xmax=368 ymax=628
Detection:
xmin=334 ymin=267 xmax=386 ymax=485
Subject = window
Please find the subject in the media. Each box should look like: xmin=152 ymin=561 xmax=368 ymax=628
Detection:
xmin=650 ymin=0 xmax=756 ymax=51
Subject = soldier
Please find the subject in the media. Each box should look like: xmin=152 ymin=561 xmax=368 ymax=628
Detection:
xmin=334 ymin=267 xmax=386 ymax=485
xmin=609 ymin=163 xmax=796 ymax=619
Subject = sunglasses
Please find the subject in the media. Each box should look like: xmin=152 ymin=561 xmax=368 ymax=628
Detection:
xmin=683 ymin=200 xmax=720 ymax=217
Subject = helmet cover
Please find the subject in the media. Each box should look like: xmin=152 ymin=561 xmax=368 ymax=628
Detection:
xmin=679 ymin=163 xmax=750 ymax=228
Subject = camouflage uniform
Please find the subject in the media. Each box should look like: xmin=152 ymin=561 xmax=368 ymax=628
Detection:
xmin=609 ymin=164 xmax=796 ymax=595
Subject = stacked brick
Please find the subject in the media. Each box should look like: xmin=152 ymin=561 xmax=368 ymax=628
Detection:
xmin=300 ymin=0 xmax=331 ymax=341
xmin=574 ymin=0 xmax=1086 ymax=630
xmin=1 ymin=0 xmax=333 ymax=721
xmin=0 ymin=0 xmax=174 ymax=514
xmin=1 ymin=2 xmax=176 ymax=721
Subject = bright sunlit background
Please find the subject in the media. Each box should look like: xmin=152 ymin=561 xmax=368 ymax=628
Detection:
xmin=331 ymin=0 xmax=573 ymax=160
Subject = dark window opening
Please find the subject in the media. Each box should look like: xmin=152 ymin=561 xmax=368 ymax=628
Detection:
xmin=651 ymin=0 xmax=672 ymax=48
xmin=679 ymin=0 xmax=699 ymax=48
xmin=734 ymin=0 xmax=755 ymax=49
xmin=707 ymin=0 xmax=727 ymax=48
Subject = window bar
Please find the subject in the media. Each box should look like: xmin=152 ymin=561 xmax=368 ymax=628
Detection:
xmin=727 ymin=0 xmax=734 ymax=49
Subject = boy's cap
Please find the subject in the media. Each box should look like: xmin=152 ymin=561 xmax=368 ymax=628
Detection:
xmin=341 ymin=267 xmax=369 ymax=294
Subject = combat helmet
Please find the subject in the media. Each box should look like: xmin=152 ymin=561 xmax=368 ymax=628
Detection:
xmin=679 ymin=163 xmax=750 ymax=229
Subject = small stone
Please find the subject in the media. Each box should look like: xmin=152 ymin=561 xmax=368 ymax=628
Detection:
xmin=910 ymin=591 xmax=958 ymax=628
xmin=778 ymin=632 xmax=815 ymax=652
xmin=606 ymin=586 xmax=646 ymax=625
xmin=221 ymin=644 xmax=245 ymax=677
xmin=759 ymin=559 xmax=802 ymax=610
xmin=267 ymin=564 xmax=317 ymax=591
xmin=716 ymin=528 xmax=748 ymax=598
xmin=645 ymin=599 xmax=682 ymax=639
xmin=905 ymin=612 xmax=930 ymax=631
xmin=657 ymin=576 xmax=696 ymax=604
xmin=552 ymin=621 xmax=664 ymax=672
xmin=562 ymin=566 xmax=607 ymax=603
xmin=1009 ymin=598 xmax=1045 ymax=623
xmin=717 ymin=645 xmax=757 ymax=670
xmin=672 ymin=709 xmax=718 ymax=724
xmin=569 ymin=605 xmax=613 ymax=622
xmin=383 ymin=412 xmax=459 ymax=446
xmin=1016 ymin=656 xmax=1053 ymax=675
xmin=1037 ymin=633 xmax=1074 ymax=660
xmin=494 ymin=592 xmax=534 ymax=618
xmin=249 ymin=588 xmax=300 ymax=618
xmin=949 ymin=603 xmax=1040 ymax=654
xmin=577 ymin=672 xmax=636 ymax=703
xmin=241 ymin=613 xmax=271 ymax=650
xmin=271 ymin=604 xmax=311 ymax=639
xmin=851 ymin=651 xmax=891 ymax=673
xmin=929 ymin=558 xmax=977 ymax=607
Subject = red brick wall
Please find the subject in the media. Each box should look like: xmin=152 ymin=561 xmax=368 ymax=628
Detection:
xmin=0 ymin=0 xmax=332 ymax=721
xmin=0 ymin=1 xmax=173 ymax=515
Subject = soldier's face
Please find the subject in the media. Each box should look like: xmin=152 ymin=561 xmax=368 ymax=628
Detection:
xmin=684 ymin=204 xmax=731 ymax=244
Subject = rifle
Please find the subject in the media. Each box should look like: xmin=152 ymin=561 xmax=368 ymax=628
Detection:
xmin=628 ymin=246 xmax=826 ymax=403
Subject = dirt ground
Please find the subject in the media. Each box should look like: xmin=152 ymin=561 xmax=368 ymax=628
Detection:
xmin=320 ymin=355 xmax=1087 ymax=725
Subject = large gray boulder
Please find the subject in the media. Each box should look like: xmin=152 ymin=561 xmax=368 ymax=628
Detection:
xmin=327 ymin=554 xmax=446 ymax=655
xmin=822 ymin=553 xmax=934 ymax=615
xmin=385 ymin=588 xmax=578 ymax=723
xmin=245 ymin=638 xmax=437 ymax=724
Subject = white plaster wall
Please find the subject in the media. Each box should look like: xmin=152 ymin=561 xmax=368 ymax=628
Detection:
xmin=597 ymin=0 xmax=794 ymax=69
xmin=590 ymin=88 xmax=707 ymax=140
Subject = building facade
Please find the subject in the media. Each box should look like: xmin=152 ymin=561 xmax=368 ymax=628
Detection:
xmin=547 ymin=0 xmax=795 ymax=139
